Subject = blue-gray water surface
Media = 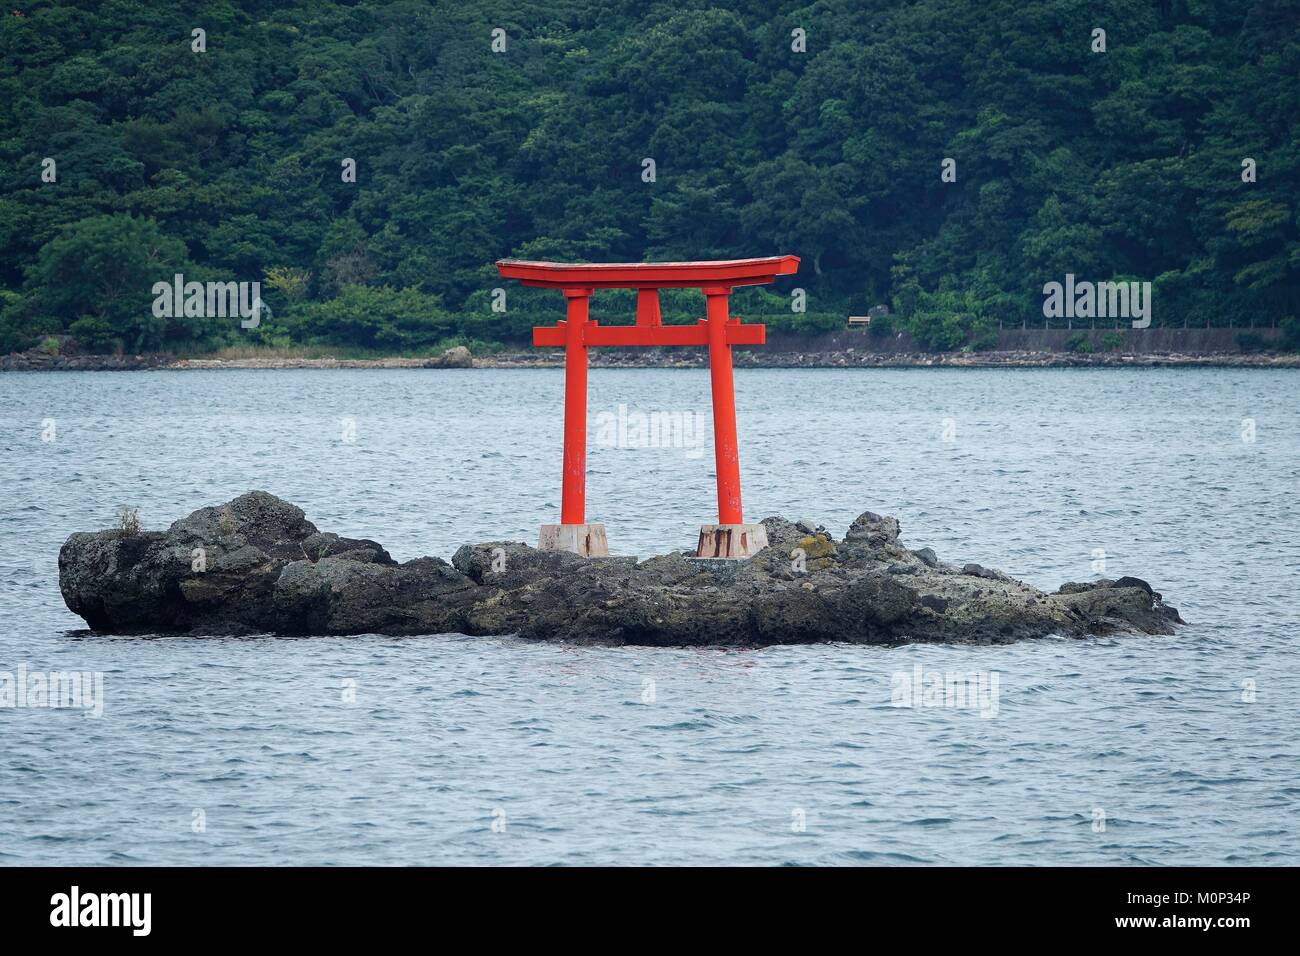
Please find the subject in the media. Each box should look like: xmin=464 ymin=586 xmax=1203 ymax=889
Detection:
xmin=1 ymin=367 xmax=1297 ymax=865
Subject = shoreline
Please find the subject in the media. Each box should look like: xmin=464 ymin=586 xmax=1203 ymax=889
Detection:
xmin=4 ymin=349 xmax=1299 ymax=371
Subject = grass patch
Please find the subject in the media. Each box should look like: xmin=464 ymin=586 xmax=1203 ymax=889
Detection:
xmin=115 ymin=506 xmax=141 ymax=537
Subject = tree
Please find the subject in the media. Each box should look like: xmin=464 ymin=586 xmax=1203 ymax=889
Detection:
xmin=22 ymin=214 xmax=191 ymax=352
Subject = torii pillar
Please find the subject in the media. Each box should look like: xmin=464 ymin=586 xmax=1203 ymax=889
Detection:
xmin=495 ymin=256 xmax=800 ymax=559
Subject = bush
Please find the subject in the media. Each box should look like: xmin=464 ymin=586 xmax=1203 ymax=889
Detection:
xmin=764 ymin=311 xmax=843 ymax=336
xmin=899 ymin=282 xmax=1007 ymax=352
xmin=1064 ymin=332 xmax=1094 ymax=353
xmin=968 ymin=317 xmax=998 ymax=351
xmin=909 ymin=310 xmax=969 ymax=351
xmin=0 ymin=291 xmax=27 ymax=353
xmin=1281 ymin=316 xmax=1300 ymax=352
xmin=1234 ymin=331 xmax=1272 ymax=352
xmin=69 ymin=315 xmax=123 ymax=354
xmin=868 ymin=313 xmax=896 ymax=338
xmin=299 ymin=285 xmax=454 ymax=349
xmin=458 ymin=307 xmax=543 ymax=344
xmin=115 ymin=506 xmax=141 ymax=538
xmin=0 ymin=318 xmax=21 ymax=354
xmin=1101 ymin=331 xmax=1125 ymax=351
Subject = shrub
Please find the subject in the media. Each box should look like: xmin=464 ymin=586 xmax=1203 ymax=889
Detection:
xmin=115 ymin=506 xmax=141 ymax=538
xmin=0 ymin=290 xmax=28 ymax=353
xmin=1064 ymin=332 xmax=1094 ymax=353
xmin=459 ymin=307 xmax=541 ymax=344
xmin=1281 ymin=316 xmax=1300 ymax=352
xmin=910 ymin=310 xmax=969 ymax=351
xmin=899 ymin=283 xmax=1005 ymax=352
xmin=1234 ymin=331 xmax=1271 ymax=352
xmin=968 ymin=318 xmax=998 ymax=351
xmin=69 ymin=315 xmax=123 ymax=354
xmin=771 ymin=311 xmax=844 ymax=336
xmin=868 ymin=313 xmax=896 ymax=338
xmin=301 ymin=285 xmax=454 ymax=349
xmin=264 ymin=266 xmax=312 ymax=302
xmin=0 ymin=317 xmax=21 ymax=354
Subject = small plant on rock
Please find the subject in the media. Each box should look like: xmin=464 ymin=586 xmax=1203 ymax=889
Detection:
xmin=115 ymin=506 xmax=141 ymax=538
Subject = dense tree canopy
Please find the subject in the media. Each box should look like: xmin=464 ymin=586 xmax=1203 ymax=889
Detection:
xmin=1 ymin=0 xmax=1297 ymax=354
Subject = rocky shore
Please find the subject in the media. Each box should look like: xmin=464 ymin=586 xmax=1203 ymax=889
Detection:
xmin=482 ymin=348 xmax=1300 ymax=369
xmin=0 ymin=344 xmax=474 ymax=371
xmin=0 ymin=350 xmax=173 ymax=371
xmin=5 ymin=344 xmax=1297 ymax=371
xmin=59 ymin=492 xmax=1183 ymax=646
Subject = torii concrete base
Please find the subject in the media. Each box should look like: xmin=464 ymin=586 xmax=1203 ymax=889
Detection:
xmin=695 ymin=523 xmax=769 ymax=560
xmin=538 ymin=523 xmax=609 ymax=557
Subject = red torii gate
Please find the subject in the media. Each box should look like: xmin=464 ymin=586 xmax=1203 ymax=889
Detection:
xmin=495 ymin=255 xmax=799 ymax=559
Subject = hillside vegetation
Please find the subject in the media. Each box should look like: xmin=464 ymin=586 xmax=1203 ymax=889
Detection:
xmin=1 ymin=0 xmax=1298 ymax=354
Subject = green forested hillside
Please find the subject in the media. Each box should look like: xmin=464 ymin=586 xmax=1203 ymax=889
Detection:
xmin=1 ymin=0 xmax=1297 ymax=354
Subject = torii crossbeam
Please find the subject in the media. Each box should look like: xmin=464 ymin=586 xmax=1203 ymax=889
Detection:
xmin=496 ymin=255 xmax=799 ymax=559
